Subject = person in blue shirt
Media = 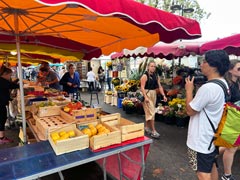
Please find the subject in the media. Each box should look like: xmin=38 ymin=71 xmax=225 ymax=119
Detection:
xmin=60 ymin=63 xmax=80 ymax=95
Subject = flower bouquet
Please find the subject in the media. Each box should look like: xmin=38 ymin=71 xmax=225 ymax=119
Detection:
xmin=175 ymin=108 xmax=189 ymax=128
xmin=106 ymin=61 xmax=113 ymax=70
xmin=122 ymin=98 xmax=137 ymax=114
xmin=162 ymin=106 xmax=176 ymax=125
xmin=169 ymin=98 xmax=189 ymax=127
xmin=111 ymin=78 xmax=121 ymax=87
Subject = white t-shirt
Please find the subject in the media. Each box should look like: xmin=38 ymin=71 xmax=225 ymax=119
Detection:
xmin=87 ymin=71 xmax=95 ymax=82
xmin=187 ymin=79 xmax=228 ymax=154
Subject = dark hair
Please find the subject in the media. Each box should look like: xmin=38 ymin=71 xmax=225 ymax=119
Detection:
xmin=68 ymin=63 xmax=75 ymax=69
xmin=40 ymin=66 xmax=49 ymax=72
xmin=89 ymin=67 xmax=92 ymax=71
xmin=0 ymin=66 xmax=12 ymax=76
xmin=98 ymin=66 xmax=104 ymax=74
xmin=205 ymin=50 xmax=230 ymax=76
xmin=40 ymin=62 xmax=50 ymax=70
xmin=224 ymin=59 xmax=240 ymax=86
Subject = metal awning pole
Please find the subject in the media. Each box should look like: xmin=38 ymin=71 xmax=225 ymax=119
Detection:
xmin=14 ymin=13 xmax=27 ymax=144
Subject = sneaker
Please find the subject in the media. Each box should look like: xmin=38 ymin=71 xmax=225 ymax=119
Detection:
xmin=151 ymin=131 xmax=160 ymax=139
xmin=0 ymin=137 xmax=14 ymax=144
xmin=221 ymin=174 xmax=236 ymax=180
xmin=144 ymin=127 xmax=152 ymax=135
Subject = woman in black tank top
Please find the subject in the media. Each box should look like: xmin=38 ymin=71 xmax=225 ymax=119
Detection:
xmin=140 ymin=60 xmax=167 ymax=139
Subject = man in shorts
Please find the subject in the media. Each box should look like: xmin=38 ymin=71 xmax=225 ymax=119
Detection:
xmin=185 ymin=50 xmax=230 ymax=180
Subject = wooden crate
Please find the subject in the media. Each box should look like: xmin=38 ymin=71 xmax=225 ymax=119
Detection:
xmin=60 ymin=108 xmax=97 ymax=122
xmin=48 ymin=96 xmax=71 ymax=106
xmin=48 ymin=124 xmax=89 ymax=155
xmin=111 ymin=96 xmax=118 ymax=106
xmin=19 ymin=127 xmax=37 ymax=144
xmin=100 ymin=113 xmax=144 ymax=142
xmin=104 ymin=95 xmax=112 ymax=104
xmin=34 ymin=115 xmax=73 ymax=140
xmin=77 ymin=120 xmax=121 ymax=151
xmin=37 ymin=106 xmax=62 ymax=117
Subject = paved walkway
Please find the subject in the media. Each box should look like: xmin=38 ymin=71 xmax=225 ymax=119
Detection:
xmin=1 ymin=91 xmax=240 ymax=180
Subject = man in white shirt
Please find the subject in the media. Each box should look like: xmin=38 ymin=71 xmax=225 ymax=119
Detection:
xmin=86 ymin=67 xmax=96 ymax=92
xmin=185 ymin=50 xmax=230 ymax=180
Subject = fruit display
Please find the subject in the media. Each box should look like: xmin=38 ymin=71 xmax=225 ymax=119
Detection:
xmin=63 ymin=101 xmax=83 ymax=114
xmin=44 ymin=88 xmax=59 ymax=95
xmin=81 ymin=123 xmax=111 ymax=137
xmin=50 ymin=130 xmax=76 ymax=144
xmin=38 ymin=101 xmax=57 ymax=107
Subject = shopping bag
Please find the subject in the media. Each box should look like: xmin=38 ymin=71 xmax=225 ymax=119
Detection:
xmin=136 ymin=93 xmax=144 ymax=102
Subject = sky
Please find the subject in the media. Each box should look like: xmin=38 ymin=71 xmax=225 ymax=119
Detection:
xmin=197 ymin=0 xmax=240 ymax=41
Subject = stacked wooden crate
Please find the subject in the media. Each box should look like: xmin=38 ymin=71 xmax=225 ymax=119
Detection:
xmin=77 ymin=120 xmax=121 ymax=151
xmin=48 ymin=124 xmax=89 ymax=155
xmin=100 ymin=113 xmax=144 ymax=142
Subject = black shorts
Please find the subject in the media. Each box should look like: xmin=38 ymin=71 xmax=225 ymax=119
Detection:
xmin=187 ymin=147 xmax=219 ymax=173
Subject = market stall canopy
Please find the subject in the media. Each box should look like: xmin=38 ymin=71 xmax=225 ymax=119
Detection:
xmin=111 ymin=41 xmax=203 ymax=60
xmin=0 ymin=51 xmax=61 ymax=64
xmin=0 ymin=0 xmax=201 ymax=60
xmin=200 ymin=34 xmax=240 ymax=56
xmin=145 ymin=41 xmax=202 ymax=60
xmin=0 ymin=34 xmax=97 ymax=61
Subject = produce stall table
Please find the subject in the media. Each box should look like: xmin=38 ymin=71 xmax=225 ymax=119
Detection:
xmin=0 ymin=137 xmax=152 ymax=180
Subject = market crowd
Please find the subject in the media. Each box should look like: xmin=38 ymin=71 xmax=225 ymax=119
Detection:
xmin=0 ymin=50 xmax=240 ymax=180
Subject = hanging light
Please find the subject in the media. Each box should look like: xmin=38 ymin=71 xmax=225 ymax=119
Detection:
xmin=10 ymin=51 xmax=17 ymax=55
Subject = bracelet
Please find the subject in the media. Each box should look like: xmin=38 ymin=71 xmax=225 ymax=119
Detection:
xmin=162 ymin=94 xmax=166 ymax=97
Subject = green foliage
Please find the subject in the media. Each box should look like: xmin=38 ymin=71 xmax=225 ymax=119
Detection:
xmin=136 ymin=0 xmax=208 ymax=23
xmin=129 ymin=71 xmax=141 ymax=80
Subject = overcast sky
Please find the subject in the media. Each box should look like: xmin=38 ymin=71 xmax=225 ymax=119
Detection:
xmin=197 ymin=0 xmax=240 ymax=41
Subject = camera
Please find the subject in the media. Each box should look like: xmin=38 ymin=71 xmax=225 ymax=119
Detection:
xmin=190 ymin=69 xmax=207 ymax=84
xmin=177 ymin=67 xmax=207 ymax=85
xmin=190 ymin=74 xmax=207 ymax=84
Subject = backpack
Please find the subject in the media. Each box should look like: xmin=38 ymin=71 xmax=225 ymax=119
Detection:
xmin=205 ymin=79 xmax=240 ymax=149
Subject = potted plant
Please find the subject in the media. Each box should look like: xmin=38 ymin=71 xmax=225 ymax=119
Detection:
xmin=125 ymin=100 xmax=136 ymax=114
xmin=163 ymin=106 xmax=176 ymax=125
xmin=175 ymin=109 xmax=189 ymax=128
xmin=168 ymin=98 xmax=189 ymax=127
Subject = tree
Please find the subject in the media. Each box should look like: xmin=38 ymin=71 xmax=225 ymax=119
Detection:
xmin=136 ymin=0 xmax=207 ymax=22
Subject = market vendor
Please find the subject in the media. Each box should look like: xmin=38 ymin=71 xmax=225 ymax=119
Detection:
xmin=36 ymin=66 xmax=61 ymax=90
xmin=0 ymin=66 xmax=19 ymax=144
xmin=59 ymin=63 xmax=80 ymax=95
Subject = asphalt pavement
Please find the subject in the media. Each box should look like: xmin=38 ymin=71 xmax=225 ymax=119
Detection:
xmin=1 ymin=91 xmax=240 ymax=180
